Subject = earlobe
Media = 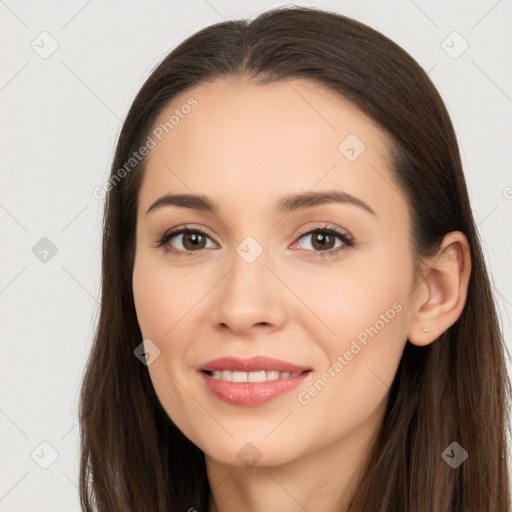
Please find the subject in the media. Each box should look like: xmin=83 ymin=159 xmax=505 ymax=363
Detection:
xmin=407 ymin=231 xmax=471 ymax=347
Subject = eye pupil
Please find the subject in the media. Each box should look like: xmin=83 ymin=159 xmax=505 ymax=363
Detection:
xmin=312 ymin=231 xmax=335 ymax=250
xmin=183 ymin=232 xmax=206 ymax=250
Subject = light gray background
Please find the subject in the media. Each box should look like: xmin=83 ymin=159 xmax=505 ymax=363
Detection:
xmin=1 ymin=0 xmax=511 ymax=510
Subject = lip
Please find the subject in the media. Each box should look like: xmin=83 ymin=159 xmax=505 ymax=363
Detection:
xmin=198 ymin=356 xmax=313 ymax=407
xmin=199 ymin=371 xmax=311 ymax=407
xmin=199 ymin=356 xmax=311 ymax=373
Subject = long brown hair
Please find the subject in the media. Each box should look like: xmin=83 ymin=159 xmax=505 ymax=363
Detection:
xmin=79 ymin=6 xmax=511 ymax=511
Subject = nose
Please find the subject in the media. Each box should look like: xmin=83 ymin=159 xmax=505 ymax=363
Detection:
xmin=209 ymin=242 xmax=288 ymax=335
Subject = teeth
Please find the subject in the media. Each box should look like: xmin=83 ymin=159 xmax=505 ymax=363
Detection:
xmin=210 ymin=370 xmax=302 ymax=382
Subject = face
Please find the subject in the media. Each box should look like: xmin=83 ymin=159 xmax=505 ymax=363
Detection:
xmin=132 ymin=77 xmax=419 ymax=467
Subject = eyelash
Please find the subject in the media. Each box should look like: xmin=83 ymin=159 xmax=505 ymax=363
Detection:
xmin=155 ymin=224 xmax=355 ymax=259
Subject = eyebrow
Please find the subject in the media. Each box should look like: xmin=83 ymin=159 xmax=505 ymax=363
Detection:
xmin=145 ymin=190 xmax=376 ymax=216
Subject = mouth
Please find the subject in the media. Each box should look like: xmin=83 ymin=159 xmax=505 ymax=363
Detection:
xmin=199 ymin=355 xmax=312 ymax=374
xmin=198 ymin=356 xmax=313 ymax=407
xmin=202 ymin=369 xmax=310 ymax=382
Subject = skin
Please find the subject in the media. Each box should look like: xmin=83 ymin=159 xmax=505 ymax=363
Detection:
xmin=132 ymin=77 xmax=471 ymax=512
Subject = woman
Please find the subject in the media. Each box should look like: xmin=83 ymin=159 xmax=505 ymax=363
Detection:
xmin=79 ymin=6 xmax=511 ymax=511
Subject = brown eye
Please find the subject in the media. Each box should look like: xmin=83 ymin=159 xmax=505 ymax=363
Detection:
xmin=297 ymin=228 xmax=350 ymax=250
xmin=292 ymin=226 xmax=354 ymax=259
xmin=179 ymin=231 xmax=208 ymax=250
xmin=157 ymin=227 xmax=216 ymax=256
xmin=308 ymin=230 xmax=338 ymax=251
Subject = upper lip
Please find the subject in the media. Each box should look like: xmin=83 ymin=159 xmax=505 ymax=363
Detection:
xmin=199 ymin=356 xmax=312 ymax=373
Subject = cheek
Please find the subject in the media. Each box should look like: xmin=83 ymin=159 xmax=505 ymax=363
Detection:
xmin=132 ymin=265 xmax=174 ymax=340
xmin=293 ymin=270 xmax=408 ymax=445
xmin=132 ymin=252 xmax=202 ymax=340
xmin=300 ymin=260 xmax=407 ymax=340
xmin=132 ymin=254 xmax=203 ymax=436
xmin=298 ymin=251 xmax=412 ymax=383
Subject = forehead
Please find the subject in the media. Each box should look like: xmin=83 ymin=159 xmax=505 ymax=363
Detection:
xmin=138 ymin=77 xmax=404 ymax=223
xmin=148 ymin=76 xmax=389 ymax=161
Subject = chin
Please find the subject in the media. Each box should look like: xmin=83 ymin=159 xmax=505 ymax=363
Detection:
xmin=197 ymin=434 xmax=301 ymax=469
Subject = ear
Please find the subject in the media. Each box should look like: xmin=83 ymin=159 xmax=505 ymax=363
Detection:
xmin=407 ymin=231 xmax=471 ymax=346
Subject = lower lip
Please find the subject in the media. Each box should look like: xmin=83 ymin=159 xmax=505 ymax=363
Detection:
xmin=199 ymin=371 xmax=311 ymax=407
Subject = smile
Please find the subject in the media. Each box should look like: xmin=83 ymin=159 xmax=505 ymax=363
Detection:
xmin=206 ymin=370 xmax=303 ymax=382
xmin=198 ymin=356 xmax=313 ymax=406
